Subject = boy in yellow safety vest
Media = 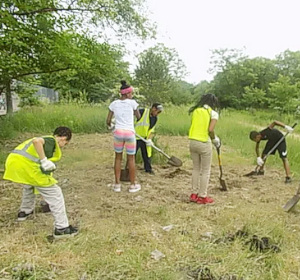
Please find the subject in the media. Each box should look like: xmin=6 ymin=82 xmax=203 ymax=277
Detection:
xmin=135 ymin=103 xmax=163 ymax=175
xmin=3 ymin=126 xmax=78 ymax=239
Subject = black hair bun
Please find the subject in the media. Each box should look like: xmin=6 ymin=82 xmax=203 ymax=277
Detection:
xmin=120 ymin=80 xmax=131 ymax=90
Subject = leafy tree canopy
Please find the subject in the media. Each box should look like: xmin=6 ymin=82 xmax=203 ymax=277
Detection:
xmin=0 ymin=0 xmax=155 ymax=111
xmin=134 ymin=43 xmax=187 ymax=104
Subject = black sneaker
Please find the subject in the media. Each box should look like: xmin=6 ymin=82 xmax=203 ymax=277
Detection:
xmin=17 ymin=211 xmax=33 ymax=221
xmin=257 ymin=170 xmax=264 ymax=175
xmin=146 ymin=170 xmax=155 ymax=175
xmin=285 ymin=177 xmax=292 ymax=184
xmin=53 ymin=225 xmax=79 ymax=239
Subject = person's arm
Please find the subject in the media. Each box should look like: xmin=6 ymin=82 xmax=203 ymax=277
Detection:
xmin=106 ymin=110 xmax=114 ymax=128
xmin=269 ymin=120 xmax=293 ymax=133
xmin=255 ymin=142 xmax=260 ymax=157
xmin=134 ymin=109 xmax=141 ymax=120
xmin=208 ymin=119 xmax=217 ymax=140
xmin=32 ymin=137 xmax=46 ymax=160
xmin=33 ymin=137 xmax=56 ymax=171
xmin=269 ymin=120 xmax=285 ymax=129
xmin=147 ymin=133 xmax=153 ymax=141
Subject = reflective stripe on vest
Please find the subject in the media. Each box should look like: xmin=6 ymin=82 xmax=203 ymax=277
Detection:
xmin=12 ymin=141 xmax=40 ymax=163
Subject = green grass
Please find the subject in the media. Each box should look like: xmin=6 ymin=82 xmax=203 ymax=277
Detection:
xmin=1 ymin=105 xmax=300 ymax=174
xmin=2 ymin=130 xmax=300 ymax=279
xmin=0 ymin=104 xmax=108 ymax=138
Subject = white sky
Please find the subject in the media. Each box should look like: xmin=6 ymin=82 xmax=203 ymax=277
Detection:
xmin=128 ymin=0 xmax=300 ymax=84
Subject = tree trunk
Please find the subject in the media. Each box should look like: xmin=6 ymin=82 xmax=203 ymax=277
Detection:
xmin=5 ymin=80 xmax=13 ymax=114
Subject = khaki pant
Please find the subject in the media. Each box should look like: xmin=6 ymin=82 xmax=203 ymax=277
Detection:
xmin=20 ymin=184 xmax=69 ymax=229
xmin=189 ymin=140 xmax=212 ymax=197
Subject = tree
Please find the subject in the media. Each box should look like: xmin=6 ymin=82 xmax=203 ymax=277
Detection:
xmin=170 ymin=81 xmax=193 ymax=105
xmin=268 ymin=75 xmax=300 ymax=113
xmin=41 ymin=35 xmax=130 ymax=102
xmin=241 ymin=85 xmax=268 ymax=109
xmin=0 ymin=0 xmax=154 ymax=112
xmin=134 ymin=44 xmax=187 ymax=104
xmin=192 ymin=80 xmax=212 ymax=101
xmin=275 ymin=50 xmax=300 ymax=83
xmin=208 ymin=48 xmax=250 ymax=108
xmin=209 ymin=49 xmax=279 ymax=109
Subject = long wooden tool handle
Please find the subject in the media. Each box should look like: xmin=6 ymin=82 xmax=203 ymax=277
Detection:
xmin=135 ymin=133 xmax=171 ymax=160
xmin=263 ymin=122 xmax=297 ymax=161
xmin=217 ymin=147 xmax=223 ymax=177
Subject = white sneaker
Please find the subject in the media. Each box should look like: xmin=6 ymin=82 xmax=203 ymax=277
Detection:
xmin=113 ymin=184 xmax=121 ymax=192
xmin=129 ymin=184 xmax=141 ymax=193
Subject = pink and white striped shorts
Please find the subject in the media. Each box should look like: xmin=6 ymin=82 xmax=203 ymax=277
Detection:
xmin=113 ymin=129 xmax=136 ymax=155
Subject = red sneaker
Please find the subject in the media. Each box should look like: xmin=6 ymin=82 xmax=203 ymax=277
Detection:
xmin=190 ymin=193 xmax=198 ymax=202
xmin=196 ymin=196 xmax=214 ymax=204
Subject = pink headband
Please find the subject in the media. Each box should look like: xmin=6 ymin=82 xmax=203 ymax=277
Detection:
xmin=120 ymin=87 xmax=133 ymax=95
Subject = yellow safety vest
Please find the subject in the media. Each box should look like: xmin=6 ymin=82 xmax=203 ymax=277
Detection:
xmin=135 ymin=108 xmax=155 ymax=157
xmin=3 ymin=136 xmax=62 ymax=187
xmin=188 ymin=106 xmax=212 ymax=142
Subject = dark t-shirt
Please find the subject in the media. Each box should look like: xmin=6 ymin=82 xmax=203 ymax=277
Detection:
xmin=43 ymin=137 xmax=56 ymax=158
xmin=259 ymin=127 xmax=287 ymax=157
xmin=259 ymin=128 xmax=283 ymax=143
xmin=139 ymin=109 xmax=157 ymax=129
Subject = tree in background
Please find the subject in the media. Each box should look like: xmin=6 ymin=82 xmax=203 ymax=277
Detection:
xmin=268 ymin=75 xmax=300 ymax=113
xmin=41 ymin=36 xmax=130 ymax=102
xmin=192 ymin=80 xmax=212 ymax=102
xmin=170 ymin=81 xmax=194 ymax=105
xmin=0 ymin=0 xmax=154 ymax=112
xmin=134 ymin=44 xmax=187 ymax=105
xmin=275 ymin=50 xmax=300 ymax=84
xmin=241 ymin=86 xmax=268 ymax=109
xmin=208 ymin=48 xmax=250 ymax=108
xmin=207 ymin=48 xmax=299 ymax=111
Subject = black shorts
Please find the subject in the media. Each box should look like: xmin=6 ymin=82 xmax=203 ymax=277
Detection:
xmin=263 ymin=139 xmax=287 ymax=158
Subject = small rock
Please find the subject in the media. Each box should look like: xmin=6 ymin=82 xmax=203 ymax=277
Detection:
xmin=162 ymin=225 xmax=173 ymax=231
xmin=135 ymin=196 xmax=143 ymax=202
xmin=151 ymin=230 xmax=160 ymax=238
xmin=62 ymin=178 xmax=69 ymax=184
xmin=151 ymin=249 xmax=165 ymax=260
xmin=116 ymin=249 xmax=124 ymax=255
xmin=201 ymin=232 xmax=213 ymax=239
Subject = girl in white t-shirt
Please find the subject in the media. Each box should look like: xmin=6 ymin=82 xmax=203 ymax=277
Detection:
xmin=106 ymin=81 xmax=141 ymax=193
